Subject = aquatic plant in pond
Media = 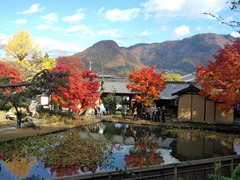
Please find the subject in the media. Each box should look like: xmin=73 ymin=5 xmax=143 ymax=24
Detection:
xmin=0 ymin=135 xmax=59 ymax=179
xmin=43 ymin=133 xmax=115 ymax=177
xmin=0 ymin=133 xmax=115 ymax=179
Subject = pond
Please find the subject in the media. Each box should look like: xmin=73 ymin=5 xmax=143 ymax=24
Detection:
xmin=0 ymin=122 xmax=239 ymax=180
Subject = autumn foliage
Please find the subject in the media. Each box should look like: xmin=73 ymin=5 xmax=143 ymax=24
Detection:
xmin=124 ymin=138 xmax=164 ymax=168
xmin=126 ymin=66 xmax=166 ymax=106
xmin=195 ymin=39 xmax=240 ymax=112
xmin=56 ymin=56 xmax=85 ymax=73
xmin=4 ymin=29 xmax=38 ymax=61
xmin=0 ymin=62 xmax=23 ymax=93
xmin=50 ymin=64 xmax=100 ymax=113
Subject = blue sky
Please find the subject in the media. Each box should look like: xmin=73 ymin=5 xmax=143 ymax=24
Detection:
xmin=0 ymin=0 xmax=238 ymax=57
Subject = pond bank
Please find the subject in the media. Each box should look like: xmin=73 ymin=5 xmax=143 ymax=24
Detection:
xmin=0 ymin=114 xmax=239 ymax=142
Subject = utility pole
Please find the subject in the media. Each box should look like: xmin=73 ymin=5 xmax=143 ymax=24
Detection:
xmin=89 ymin=61 xmax=93 ymax=71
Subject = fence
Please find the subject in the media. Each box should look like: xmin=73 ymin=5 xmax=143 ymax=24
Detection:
xmin=51 ymin=154 xmax=240 ymax=180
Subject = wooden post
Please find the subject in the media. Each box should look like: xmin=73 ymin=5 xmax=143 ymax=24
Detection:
xmin=174 ymin=165 xmax=178 ymax=180
xmin=190 ymin=92 xmax=193 ymax=121
xmin=204 ymin=97 xmax=206 ymax=122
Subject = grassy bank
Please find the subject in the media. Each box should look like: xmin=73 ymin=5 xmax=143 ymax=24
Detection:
xmin=0 ymin=114 xmax=239 ymax=142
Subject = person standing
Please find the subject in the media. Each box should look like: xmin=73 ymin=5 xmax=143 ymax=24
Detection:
xmin=151 ymin=105 xmax=157 ymax=121
xmin=156 ymin=107 xmax=161 ymax=122
xmin=99 ymin=103 xmax=105 ymax=117
xmin=145 ymin=106 xmax=151 ymax=120
xmin=122 ymin=105 xmax=127 ymax=119
xmin=161 ymin=106 xmax=167 ymax=123
xmin=133 ymin=107 xmax=138 ymax=120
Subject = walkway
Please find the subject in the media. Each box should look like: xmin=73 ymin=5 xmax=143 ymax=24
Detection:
xmin=0 ymin=121 xmax=17 ymax=132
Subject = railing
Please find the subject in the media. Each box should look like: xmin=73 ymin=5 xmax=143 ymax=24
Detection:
xmin=50 ymin=154 xmax=240 ymax=180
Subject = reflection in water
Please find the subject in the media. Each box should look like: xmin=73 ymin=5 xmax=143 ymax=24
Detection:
xmin=43 ymin=133 xmax=114 ymax=177
xmin=234 ymin=138 xmax=240 ymax=155
xmin=5 ymin=157 xmax=37 ymax=179
xmin=170 ymin=132 xmax=236 ymax=161
xmin=0 ymin=122 xmax=238 ymax=180
xmin=124 ymin=138 xmax=164 ymax=168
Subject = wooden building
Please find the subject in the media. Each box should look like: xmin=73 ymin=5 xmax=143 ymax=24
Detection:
xmin=100 ymin=78 xmax=235 ymax=124
xmin=172 ymin=84 xmax=234 ymax=124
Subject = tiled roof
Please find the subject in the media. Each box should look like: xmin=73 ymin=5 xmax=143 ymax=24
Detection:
xmin=101 ymin=81 xmax=133 ymax=94
xmin=101 ymin=81 xmax=200 ymax=100
xmin=172 ymin=84 xmax=201 ymax=96
xmin=180 ymin=73 xmax=196 ymax=82
xmin=160 ymin=82 xmax=192 ymax=100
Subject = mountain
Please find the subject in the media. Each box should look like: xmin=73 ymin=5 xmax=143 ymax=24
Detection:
xmin=73 ymin=33 xmax=236 ymax=76
xmin=73 ymin=40 xmax=145 ymax=75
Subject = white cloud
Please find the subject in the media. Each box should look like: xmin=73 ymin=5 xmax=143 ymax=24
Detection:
xmin=21 ymin=3 xmax=45 ymax=14
xmin=64 ymin=25 xmax=87 ymax=32
xmin=231 ymin=31 xmax=240 ymax=37
xmin=36 ymin=37 xmax=84 ymax=57
xmin=13 ymin=19 xmax=27 ymax=24
xmin=37 ymin=25 xmax=53 ymax=29
xmin=98 ymin=7 xmax=105 ymax=15
xmin=140 ymin=31 xmax=151 ymax=36
xmin=97 ymin=29 xmax=127 ymax=39
xmin=104 ymin=8 xmax=140 ymax=21
xmin=0 ymin=33 xmax=9 ymax=46
xmin=62 ymin=9 xmax=85 ymax=22
xmin=135 ymin=31 xmax=151 ymax=41
xmin=142 ymin=0 xmax=226 ymax=19
xmin=173 ymin=25 xmax=190 ymax=37
xmin=74 ymin=30 xmax=97 ymax=38
xmin=40 ymin=13 xmax=58 ymax=24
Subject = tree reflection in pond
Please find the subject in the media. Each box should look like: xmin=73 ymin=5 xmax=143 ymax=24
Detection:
xmin=0 ymin=135 xmax=58 ymax=179
xmin=124 ymin=138 xmax=164 ymax=168
xmin=0 ymin=122 xmax=238 ymax=180
xmin=43 ymin=132 xmax=115 ymax=177
xmin=122 ymin=125 xmax=165 ymax=168
xmin=0 ymin=133 xmax=115 ymax=179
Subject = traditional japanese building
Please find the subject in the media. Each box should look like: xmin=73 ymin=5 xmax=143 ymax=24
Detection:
xmin=99 ymin=75 xmax=236 ymax=124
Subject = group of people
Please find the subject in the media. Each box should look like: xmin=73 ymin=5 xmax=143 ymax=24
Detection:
xmin=132 ymin=105 xmax=167 ymax=122
xmin=94 ymin=103 xmax=108 ymax=117
xmin=94 ymin=102 xmax=167 ymax=123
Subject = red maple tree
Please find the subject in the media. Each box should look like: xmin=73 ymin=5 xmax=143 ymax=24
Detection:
xmin=0 ymin=62 xmax=23 ymax=93
xmin=56 ymin=56 xmax=85 ymax=73
xmin=195 ymin=39 xmax=240 ymax=112
xmin=50 ymin=64 xmax=100 ymax=113
xmin=126 ymin=66 xmax=166 ymax=106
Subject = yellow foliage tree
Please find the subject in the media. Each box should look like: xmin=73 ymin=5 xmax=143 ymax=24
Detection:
xmin=4 ymin=29 xmax=39 ymax=61
xmin=163 ymin=72 xmax=182 ymax=81
xmin=4 ymin=30 xmax=55 ymax=79
xmin=41 ymin=53 xmax=55 ymax=70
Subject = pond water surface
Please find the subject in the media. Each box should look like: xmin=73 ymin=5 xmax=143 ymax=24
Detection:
xmin=0 ymin=122 xmax=239 ymax=180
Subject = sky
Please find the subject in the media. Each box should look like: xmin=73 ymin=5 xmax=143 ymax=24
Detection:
xmin=0 ymin=0 xmax=239 ymax=58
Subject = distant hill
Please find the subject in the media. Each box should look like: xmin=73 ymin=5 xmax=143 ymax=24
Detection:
xmin=73 ymin=33 xmax=235 ymax=76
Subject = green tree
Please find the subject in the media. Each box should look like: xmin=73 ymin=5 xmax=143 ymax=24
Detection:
xmin=208 ymin=163 xmax=240 ymax=180
xmin=103 ymin=93 xmax=116 ymax=115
